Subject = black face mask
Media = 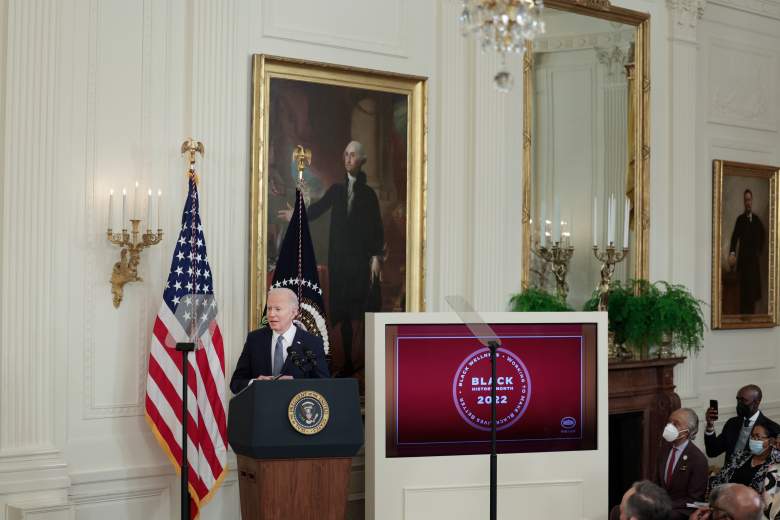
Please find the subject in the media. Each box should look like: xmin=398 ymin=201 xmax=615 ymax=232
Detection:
xmin=737 ymin=402 xmax=752 ymax=418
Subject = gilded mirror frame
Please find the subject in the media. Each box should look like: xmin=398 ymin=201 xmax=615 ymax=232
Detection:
xmin=521 ymin=0 xmax=651 ymax=290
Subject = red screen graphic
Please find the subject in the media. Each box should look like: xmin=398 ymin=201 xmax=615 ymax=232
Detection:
xmin=385 ymin=323 xmax=597 ymax=457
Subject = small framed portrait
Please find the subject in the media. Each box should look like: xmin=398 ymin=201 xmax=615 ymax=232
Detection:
xmin=711 ymin=160 xmax=779 ymax=329
xmin=249 ymin=55 xmax=427 ymax=379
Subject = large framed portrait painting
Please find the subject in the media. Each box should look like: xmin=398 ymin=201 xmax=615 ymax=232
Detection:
xmin=712 ymin=160 xmax=779 ymax=329
xmin=249 ymin=55 xmax=427 ymax=383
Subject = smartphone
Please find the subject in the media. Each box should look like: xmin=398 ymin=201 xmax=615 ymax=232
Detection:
xmin=710 ymin=399 xmax=718 ymax=411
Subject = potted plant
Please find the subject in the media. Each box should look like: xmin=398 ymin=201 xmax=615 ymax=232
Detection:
xmin=583 ymin=279 xmax=705 ymax=359
xmin=654 ymin=281 xmax=705 ymax=356
xmin=509 ymin=287 xmax=572 ymax=312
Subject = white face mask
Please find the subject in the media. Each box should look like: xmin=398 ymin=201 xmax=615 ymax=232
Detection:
xmin=663 ymin=423 xmax=687 ymax=443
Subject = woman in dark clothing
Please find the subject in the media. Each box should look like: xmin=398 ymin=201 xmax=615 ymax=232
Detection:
xmin=710 ymin=423 xmax=780 ymax=492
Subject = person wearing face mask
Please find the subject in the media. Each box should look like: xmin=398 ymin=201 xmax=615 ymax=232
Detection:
xmin=705 ymin=384 xmax=780 ymax=465
xmin=610 ymin=409 xmax=708 ymax=520
xmin=709 ymin=423 xmax=780 ymax=494
xmin=655 ymin=408 xmax=709 ymax=519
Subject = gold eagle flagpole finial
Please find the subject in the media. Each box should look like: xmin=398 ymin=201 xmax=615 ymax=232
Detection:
xmin=292 ymin=145 xmax=312 ymax=185
xmin=181 ymin=138 xmax=205 ymax=183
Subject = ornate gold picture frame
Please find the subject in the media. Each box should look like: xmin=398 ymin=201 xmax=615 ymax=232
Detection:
xmin=249 ymin=55 xmax=427 ymax=375
xmin=712 ymin=160 xmax=779 ymax=329
xmin=520 ymin=0 xmax=651 ymax=299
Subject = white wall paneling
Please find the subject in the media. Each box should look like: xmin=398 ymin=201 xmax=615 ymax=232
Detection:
xmin=689 ymin=0 xmax=780 ymax=439
xmin=0 ymin=0 xmax=779 ymax=517
xmin=0 ymin=0 xmax=71 ymax=512
xmin=667 ymin=0 xmax=705 ymax=401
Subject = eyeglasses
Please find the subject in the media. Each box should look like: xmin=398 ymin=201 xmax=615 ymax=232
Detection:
xmin=751 ymin=435 xmax=770 ymax=440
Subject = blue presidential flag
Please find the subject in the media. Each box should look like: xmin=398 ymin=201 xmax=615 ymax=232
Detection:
xmin=267 ymin=188 xmax=329 ymax=353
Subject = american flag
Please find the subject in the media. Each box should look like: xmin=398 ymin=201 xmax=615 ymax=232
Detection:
xmin=145 ymin=176 xmax=227 ymax=518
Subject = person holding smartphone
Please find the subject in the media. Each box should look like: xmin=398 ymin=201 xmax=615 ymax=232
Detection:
xmin=705 ymin=384 xmax=780 ymax=465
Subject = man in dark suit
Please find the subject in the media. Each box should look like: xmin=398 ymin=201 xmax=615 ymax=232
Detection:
xmin=229 ymin=288 xmax=329 ymax=394
xmin=705 ymin=384 xmax=780 ymax=465
xmin=728 ymin=189 xmax=765 ymax=314
xmin=654 ymin=408 xmax=709 ymax=519
xmin=306 ymin=140 xmax=383 ymax=376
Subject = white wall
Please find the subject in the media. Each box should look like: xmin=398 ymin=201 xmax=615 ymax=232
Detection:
xmin=687 ymin=0 xmax=780 ymax=441
xmin=0 ymin=0 xmax=779 ymax=518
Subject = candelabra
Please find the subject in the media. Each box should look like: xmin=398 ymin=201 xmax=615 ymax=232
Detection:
xmin=108 ymin=220 xmax=163 ymax=308
xmin=592 ymin=243 xmax=629 ymax=359
xmin=534 ymin=240 xmax=575 ymax=302
xmin=592 ymin=244 xmax=630 ymax=311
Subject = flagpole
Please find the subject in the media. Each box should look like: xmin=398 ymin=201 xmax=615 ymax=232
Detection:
xmin=177 ymin=139 xmax=205 ymax=520
xmin=175 ymin=341 xmax=195 ymax=520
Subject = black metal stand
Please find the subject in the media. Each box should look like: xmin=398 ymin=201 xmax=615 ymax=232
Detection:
xmin=488 ymin=339 xmax=498 ymax=520
xmin=176 ymin=342 xmax=195 ymax=520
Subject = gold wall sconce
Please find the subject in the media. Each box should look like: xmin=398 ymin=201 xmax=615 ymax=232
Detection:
xmin=107 ymin=182 xmax=163 ymax=307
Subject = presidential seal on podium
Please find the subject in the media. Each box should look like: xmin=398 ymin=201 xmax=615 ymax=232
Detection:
xmin=288 ymin=390 xmax=330 ymax=435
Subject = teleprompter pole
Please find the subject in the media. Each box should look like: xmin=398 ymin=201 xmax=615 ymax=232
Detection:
xmin=443 ymin=295 xmax=502 ymax=520
xmin=489 ymin=339 xmax=498 ymax=520
xmin=176 ymin=342 xmax=195 ymax=520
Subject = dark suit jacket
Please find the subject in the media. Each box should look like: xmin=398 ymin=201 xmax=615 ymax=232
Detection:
xmin=308 ymin=171 xmax=383 ymax=321
xmin=705 ymin=412 xmax=780 ymax=465
xmin=229 ymin=326 xmax=329 ymax=394
xmin=653 ymin=442 xmax=709 ymax=519
xmin=729 ymin=212 xmax=765 ymax=308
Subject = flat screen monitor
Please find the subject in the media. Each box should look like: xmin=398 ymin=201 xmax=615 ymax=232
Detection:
xmin=385 ymin=322 xmax=597 ymax=457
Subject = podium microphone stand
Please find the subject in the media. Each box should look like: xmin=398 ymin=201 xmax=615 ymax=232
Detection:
xmin=446 ymin=296 xmax=501 ymax=520
xmin=176 ymin=341 xmax=195 ymax=520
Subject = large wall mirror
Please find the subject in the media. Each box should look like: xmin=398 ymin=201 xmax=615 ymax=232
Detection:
xmin=521 ymin=0 xmax=650 ymax=309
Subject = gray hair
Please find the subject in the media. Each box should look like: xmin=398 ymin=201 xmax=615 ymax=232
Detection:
xmin=345 ymin=140 xmax=367 ymax=162
xmin=267 ymin=287 xmax=299 ymax=309
xmin=709 ymin=483 xmax=763 ymax=520
xmin=624 ymin=480 xmax=672 ymax=520
xmin=679 ymin=408 xmax=699 ymax=440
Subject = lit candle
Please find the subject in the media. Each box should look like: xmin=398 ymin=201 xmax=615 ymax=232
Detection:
xmin=146 ymin=189 xmax=152 ymax=231
xmin=540 ymin=201 xmax=546 ymax=244
xmin=108 ymin=189 xmax=114 ymax=230
xmin=157 ymin=189 xmax=162 ymax=230
xmin=553 ymin=198 xmax=561 ymax=243
xmin=623 ymin=196 xmax=630 ymax=249
xmin=134 ymin=181 xmax=139 ymax=219
xmin=592 ymin=196 xmax=598 ymax=247
xmin=607 ymin=194 xmax=614 ymax=246
xmin=122 ymin=189 xmax=127 ymax=228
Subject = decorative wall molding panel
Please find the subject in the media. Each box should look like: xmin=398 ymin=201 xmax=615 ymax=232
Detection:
xmin=707 ymin=39 xmax=777 ymax=132
xmin=667 ymin=0 xmax=706 ymax=41
xmin=261 ymin=0 xmax=407 ymax=57
xmin=708 ymin=0 xmax=780 ymax=21
xmin=403 ymin=480 xmax=584 ymax=519
xmin=1 ymin=0 xmax=65 ymax=456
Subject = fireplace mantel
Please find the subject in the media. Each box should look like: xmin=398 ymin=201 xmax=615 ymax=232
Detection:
xmin=608 ymin=357 xmax=685 ymax=506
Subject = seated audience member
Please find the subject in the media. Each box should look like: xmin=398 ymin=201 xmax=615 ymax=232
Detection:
xmin=761 ymin=461 xmax=780 ymax=519
xmin=709 ymin=423 xmax=780 ymax=493
xmin=705 ymin=385 xmax=780 ymax=465
xmin=690 ymin=483 xmax=764 ymax=520
xmin=618 ymin=480 xmax=673 ymax=520
xmin=654 ymin=408 xmax=709 ymax=519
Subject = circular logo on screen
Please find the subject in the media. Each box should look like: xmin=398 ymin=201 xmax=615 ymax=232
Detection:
xmin=452 ymin=348 xmax=531 ymax=431
xmin=288 ymin=391 xmax=330 ymax=435
xmin=561 ymin=416 xmax=577 ymax=429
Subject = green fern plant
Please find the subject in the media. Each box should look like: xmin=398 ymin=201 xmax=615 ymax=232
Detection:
xmin=509 ymin=288 xmax=572 ymax=312
xmin=583 ymin=279 xmax=705 ymax=357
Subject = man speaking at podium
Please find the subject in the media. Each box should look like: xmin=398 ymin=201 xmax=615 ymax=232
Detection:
xmin=230 ymin=288 xmax=329 ymax=393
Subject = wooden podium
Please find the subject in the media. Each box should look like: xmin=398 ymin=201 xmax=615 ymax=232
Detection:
xmin=228 ymin=379 xmax=363 ymax=520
